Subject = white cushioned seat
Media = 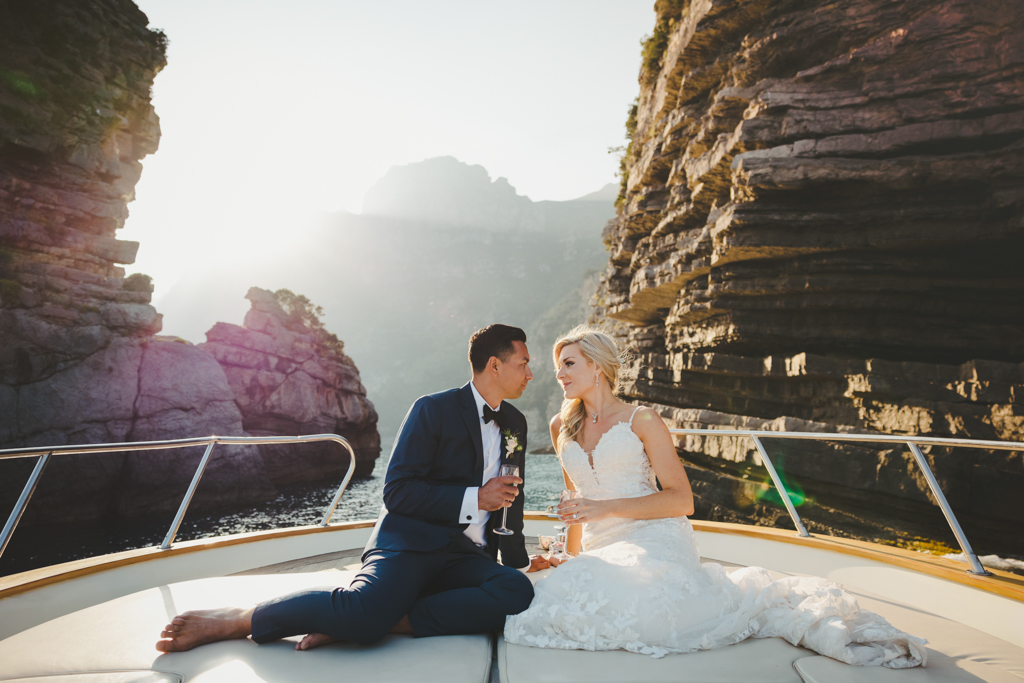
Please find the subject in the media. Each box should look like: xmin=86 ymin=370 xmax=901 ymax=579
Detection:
xmin=794 ymin=654 xmax=1024 ymax=683
xmin=502 ymin=564 xmax=1024 ymax=683
xmin=499 ymin=635 xmax=813 ymax=683
xmin=0 ymin=572 xmax=492 ymax=683
xmin=2 ymin=675 xmax=181 ymax=683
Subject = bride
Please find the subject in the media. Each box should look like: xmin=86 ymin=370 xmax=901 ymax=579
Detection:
xmin=504 ymin=326 xmax=926 ymax=668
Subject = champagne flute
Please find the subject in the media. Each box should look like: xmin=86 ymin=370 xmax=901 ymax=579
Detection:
xmin=553 ymin=531 xmax=567 ymax=561
xmin=555 ymin=490 xmax=581 ymax=560
xmin=558 ymin=489 xmax=581 ymax=523
xmin=493 ymin=463 xmax=519 ymax=536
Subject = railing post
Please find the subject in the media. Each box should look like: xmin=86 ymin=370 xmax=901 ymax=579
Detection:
xmin=161 ymin=441 xmax=217 ymax=549
xmin=0 ymin=452 xmax=51 ymax=560
xmin=906 ymin=441 xmax=991 ymax=576
xmin=320 ymin=438 xmax=357 ymax=526
xmin=750 ymin=435 xmax=810 ymax=537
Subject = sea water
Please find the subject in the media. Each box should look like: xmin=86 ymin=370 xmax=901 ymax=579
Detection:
xmin=0 ymin=453 xmax=567 ymax=577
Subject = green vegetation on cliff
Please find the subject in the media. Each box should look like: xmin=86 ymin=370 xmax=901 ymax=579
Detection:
xmin=0 ymin=1 xmax=166 ymax=148
xmin=639 ymin=0 xmax=685 ymax=86
xmin=272 ymin=288 xmax=348 ymax=364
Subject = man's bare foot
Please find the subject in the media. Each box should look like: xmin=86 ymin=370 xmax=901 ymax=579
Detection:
xmin=296 ymin=614 xmax=413 ymax=650
xmin=156 ymin=606 xmax=255 ymax=652
xmin=391 ymin=615 xmax=413 ymax=635
xmin=296 ymin=632 xmax=340 ymax=651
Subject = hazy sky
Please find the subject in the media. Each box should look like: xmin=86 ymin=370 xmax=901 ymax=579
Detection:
xmin=124 ymin=1 xmax=654 ymax=303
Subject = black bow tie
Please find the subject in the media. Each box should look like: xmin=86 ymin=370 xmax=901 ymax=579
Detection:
xmin=483 ymin=405 xmax=506 ymax=429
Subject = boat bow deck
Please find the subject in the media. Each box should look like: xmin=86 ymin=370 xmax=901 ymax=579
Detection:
xmin=1 ymin=529 xmax=1022 ymax=683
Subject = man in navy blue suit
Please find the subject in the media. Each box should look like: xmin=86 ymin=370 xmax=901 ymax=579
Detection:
xmin=156 ymin=324 xmax=547 ymax=652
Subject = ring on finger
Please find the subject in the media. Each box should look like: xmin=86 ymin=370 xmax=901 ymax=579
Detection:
xmin=573 ymin=512 xmax=579 ymax=519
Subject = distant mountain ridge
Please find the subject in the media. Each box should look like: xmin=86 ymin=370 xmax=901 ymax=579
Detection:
xmin=568 ymin=183 xmax=619 ymax=202
xmin=156 ymin=157 xmax=617 ymax=446
xmin=362 ymin=156 xmax=541 ymax=231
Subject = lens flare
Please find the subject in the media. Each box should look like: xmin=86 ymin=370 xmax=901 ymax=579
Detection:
xmin=754 ymin=458 xmax=806 ymax=508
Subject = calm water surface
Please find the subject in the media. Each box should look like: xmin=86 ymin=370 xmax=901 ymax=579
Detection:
xmin=0 ymin=453 xmax=566 ymax=577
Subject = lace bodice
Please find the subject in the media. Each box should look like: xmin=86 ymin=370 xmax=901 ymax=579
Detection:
xmin=561 ymin=419 xmax=658 ymax=500
xmin=559 ymin=409 xmax=665 ymax=551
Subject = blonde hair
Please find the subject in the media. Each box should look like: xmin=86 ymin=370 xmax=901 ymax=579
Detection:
xmin=553 ymin=325 xmax=623 ymax=453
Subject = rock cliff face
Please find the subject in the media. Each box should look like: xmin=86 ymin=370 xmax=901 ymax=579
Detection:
xmin=201 ymin=288 xmax=381 ymax=480
xmin=0 ymin=1 xmax=378 ymax=526
xmin=0 ymin=0 xmax=165 ymax=391
xmin=597 ymin=0 xmax=1024 ymax=552
xmin=0 ymin=0 xmax=276 ymax=523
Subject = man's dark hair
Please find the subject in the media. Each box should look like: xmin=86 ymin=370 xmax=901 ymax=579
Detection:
xmin=469 ymin=324 xmax=527 ymax=373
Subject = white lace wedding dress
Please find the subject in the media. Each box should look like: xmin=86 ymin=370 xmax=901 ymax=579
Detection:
xmin=504 ymin=409 xmax=927 ymax=667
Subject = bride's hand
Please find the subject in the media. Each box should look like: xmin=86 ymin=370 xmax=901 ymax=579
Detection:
xmin=547 ymin=554 xmax=572 ymax=567
xmin=558 ymin=497 xmax=611 ymax=525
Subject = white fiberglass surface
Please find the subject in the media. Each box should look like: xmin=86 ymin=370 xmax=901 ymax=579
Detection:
xmin=1 ymin=523 xmax=1023 ymax=683
xmin=0 ymin=526 xmax=373 ymax=640
xmin=0 ymin=573 xmax=492 ymax=683
xmin=691 ymin=530 xmax=1024 ymax=650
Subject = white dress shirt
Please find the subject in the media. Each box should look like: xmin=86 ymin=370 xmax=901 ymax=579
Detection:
xmin=459 ymin=381 xmax=529 ymax=571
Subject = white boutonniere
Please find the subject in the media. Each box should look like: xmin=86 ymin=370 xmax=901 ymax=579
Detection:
xmin=502 ymin=429 xmax=523 ymax=458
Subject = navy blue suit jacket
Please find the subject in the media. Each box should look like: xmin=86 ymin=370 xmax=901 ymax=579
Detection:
xmin=364 ymin=382 xmax=529 ymax=569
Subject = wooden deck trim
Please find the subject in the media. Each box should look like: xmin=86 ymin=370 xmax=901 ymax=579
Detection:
xmin=4 ymin=515 xmax=1020 ymax=604
xmin=696 ymin=520 xmax=1024 ymax=601
xmin=0 ymin=520 xmax=375 ymax=598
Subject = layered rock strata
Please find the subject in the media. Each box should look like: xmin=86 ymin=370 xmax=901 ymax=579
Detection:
xmin=0 ymin=2 xmax=383 ymax=535
xmin=597 ymin=0 xmax=1024 ymax=551
xmin=201 ymin=288 xmax=381 ymax=480
xmin=0 ymin=0 xmax=166 ymax=388
xmin=0 ymin=1 xmax=274 ymax=523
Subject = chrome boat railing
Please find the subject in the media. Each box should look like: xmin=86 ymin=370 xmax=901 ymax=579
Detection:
xmin=0 ymin=434 xmax=357 ymax=561
xmin=2 ymin=429 xmax=1016 ymax=578
xmin=668 ymin=429 xmax=1023 ymax=577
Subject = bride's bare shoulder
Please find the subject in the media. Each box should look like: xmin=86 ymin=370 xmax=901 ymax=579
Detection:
xmin=630 ymin=406 xmax=670 ymax=436
xmin=548 ymin=414 xmax=563 ymax=453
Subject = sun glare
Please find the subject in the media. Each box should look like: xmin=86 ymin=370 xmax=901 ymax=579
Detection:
xmin=122 ymin=1 xmax=653 ymax=332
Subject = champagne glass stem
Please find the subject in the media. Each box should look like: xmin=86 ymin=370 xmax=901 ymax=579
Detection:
xmin=493 ymin=463 xmax=518 ymax=536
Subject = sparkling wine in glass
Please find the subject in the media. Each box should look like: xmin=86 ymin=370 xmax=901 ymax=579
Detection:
xmin=552 ymin=533 xmax=566 ymax=561
xmin=555 ymin=490 xmax=581 ymax=559
xmin=493 ymin=463 xmax=519 ymax=536
xmin=559 ymin=489 xmax=581 ymax=521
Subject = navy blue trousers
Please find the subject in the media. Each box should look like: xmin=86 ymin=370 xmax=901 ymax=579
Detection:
xmin=250 ymin=535 xmax=534 ymax=644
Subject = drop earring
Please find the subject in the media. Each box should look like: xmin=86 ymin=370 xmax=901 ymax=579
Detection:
xmin=595 ymin=372 xmax=600 ymax=387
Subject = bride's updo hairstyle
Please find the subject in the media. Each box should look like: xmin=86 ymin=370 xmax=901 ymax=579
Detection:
xmin=553 ymin=325 xmax=623 ymax=453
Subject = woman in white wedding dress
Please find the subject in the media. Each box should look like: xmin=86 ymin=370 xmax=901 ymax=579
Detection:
xmin=504 ymin=326 xmax=926 ymax=668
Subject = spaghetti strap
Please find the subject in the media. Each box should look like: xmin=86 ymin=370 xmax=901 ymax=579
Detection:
xmin=628 ymin=405 xmax=642 ymax=426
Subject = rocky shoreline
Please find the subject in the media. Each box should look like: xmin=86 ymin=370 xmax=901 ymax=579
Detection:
xmin=201 ymin=288 xmax=381 ymax=481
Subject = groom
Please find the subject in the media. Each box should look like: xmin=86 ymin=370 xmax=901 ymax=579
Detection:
xmin=156 ymin=324 xmax=543 ymax=652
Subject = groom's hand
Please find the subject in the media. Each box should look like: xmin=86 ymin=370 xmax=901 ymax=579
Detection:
xmin=526 ymin=555 xmax=552 ymax=572
xmin=478 ymin=475 xmax=523 ymax=511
